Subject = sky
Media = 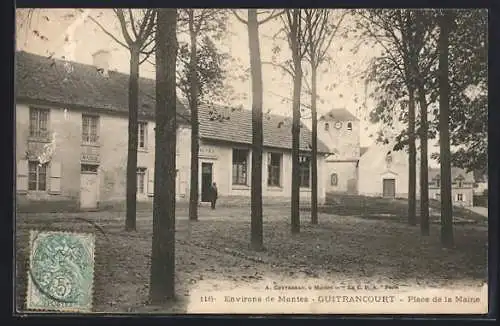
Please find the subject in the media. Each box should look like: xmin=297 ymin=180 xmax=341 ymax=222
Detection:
xmin=15 ymin=8 xmax=440 ymax=162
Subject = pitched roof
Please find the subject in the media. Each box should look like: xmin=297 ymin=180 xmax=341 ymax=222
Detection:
xmin=15 ymin=51 xmax=190 ymax=122
xmin=319 ymin=108 xmax=359 ymax=122
xmin=16 ymin=51 xmax=330 ymax=154
xmin=198 ymin=105 xmax=331 ymax=153
xmin=428 ymin=167 xmax=475 ymax=183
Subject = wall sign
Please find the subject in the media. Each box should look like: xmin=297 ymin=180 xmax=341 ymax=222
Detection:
xmin=199 ymin=146 xmax=218 ymax=159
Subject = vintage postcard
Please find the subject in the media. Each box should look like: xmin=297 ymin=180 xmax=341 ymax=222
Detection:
xmin=14 ymin=8 xmax=488 ymax=315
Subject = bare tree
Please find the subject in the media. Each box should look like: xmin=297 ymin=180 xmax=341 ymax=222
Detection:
xmin=280 ymin=9 xmax=308 ymax=234
xmin=89 ymin=9 xmax=156 ymax=231
xmin=232 ymin=9 xmax=283 ymax=250
xmin=149 ymin=8 xmax=178 ymax=303
xmin=438 ymin=9 xmax=454 ymax=248
xmin=303 ymin=9 xmax=346 ymax=225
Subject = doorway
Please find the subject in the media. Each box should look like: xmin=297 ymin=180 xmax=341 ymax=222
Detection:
xmin=382 ymin=178 xmax=396 ymax=198
xmin=201 ymin=162 xmax=213 ymax=202
xmin=80 ymin=164 xmax=99 ymax=209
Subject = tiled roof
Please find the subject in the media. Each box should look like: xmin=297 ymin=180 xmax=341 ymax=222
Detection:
xmin=15 ymin=51 xmax=190 ymax=122
xmin=319 ymin=108 xmax=359 ymax=122
xmin=428 ymin=167 xmax=475 ymax=183
xmin=16 ymin=51 xmax=330 ymax=154
xmin=198 ymin=105 xmax=331 ymax=153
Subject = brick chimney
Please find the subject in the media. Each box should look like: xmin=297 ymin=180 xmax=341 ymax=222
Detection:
xmin=92 ymin=50 xmax=111 ymax=77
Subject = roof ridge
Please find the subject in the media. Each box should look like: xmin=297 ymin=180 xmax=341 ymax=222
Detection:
xmin=16 ymin=50 xmax=156 ymax=84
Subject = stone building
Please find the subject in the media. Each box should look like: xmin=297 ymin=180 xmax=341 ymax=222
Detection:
xmin=15 ymin=51 xmax=331 ymax=209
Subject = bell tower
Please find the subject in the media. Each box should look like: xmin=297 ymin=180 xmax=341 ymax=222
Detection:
xmin=317 ymin=108 xmax=360 ymax=161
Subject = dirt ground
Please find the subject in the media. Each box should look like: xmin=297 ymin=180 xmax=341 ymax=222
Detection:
xmin=15 ymin=205 xmax=488 ymax=313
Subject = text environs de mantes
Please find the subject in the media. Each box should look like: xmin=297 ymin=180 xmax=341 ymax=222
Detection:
xmin=224 ymin=295 xmax=396 ymax=304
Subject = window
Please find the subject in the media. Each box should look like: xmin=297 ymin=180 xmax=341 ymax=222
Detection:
xmin=435 ymin=175 xmax=440 ymax=187
xmin=232 ymin=149 xmax=248 ymax=185
xmin=324 ymin=123 xmax=329 ymax=131
xmin=331 ymin=173 xmax=338 ymax=186
xmin=138 ymin=122 xmax=147 ymax=149
xmin=82 ymin=114 xmax=99 ymax=144
xmin=299 ymin=155 xmax=311 ymax=188
xmin=457 ymin=193 xmax=464 ymax=201
xmin=458 ymin=181 xmax=463 ymax=188
xmin=137 ymin=167 xmax=146 ymax=194
xmin=435 ymin=192 xmax=441 ymax=200
xmin=267 ymin=153 xmax=282 ymax=187
xmin=28 ymin=161 xmax=47 ymax=191
xmin=81 ymin=164 xmax=98 ymax=173
xmin=29 ymin=107 xmax=49 ymax=138
xmin=347 ymin=122 xmax=352 ymax=131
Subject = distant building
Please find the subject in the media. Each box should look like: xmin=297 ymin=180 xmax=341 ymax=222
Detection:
xmin=317 ymin=108 xmax=361 ymax=195
xmin=15 ymin=51 xmax=331 ymax=209
xmin=357 ymin=142 xmax=421 ymax=198
xmin=358 ymin=141 xmax=475 ymax=207
xmin=428 ymin=167 xmax=474 ymax=207
xmin=473 ymin=170 xmax=488 ymax=195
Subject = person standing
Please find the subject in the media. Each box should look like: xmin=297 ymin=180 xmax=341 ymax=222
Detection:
xmin=210 ymin=182 xmax=218 ymax=209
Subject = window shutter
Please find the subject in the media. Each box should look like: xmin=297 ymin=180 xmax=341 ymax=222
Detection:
xmin=49 ymin=161 xmax=62 ymax=194
xmin=17 ymin=160 xmax=29 ymax=193
xmin=147 ymin=168 xmax=154 ymax=196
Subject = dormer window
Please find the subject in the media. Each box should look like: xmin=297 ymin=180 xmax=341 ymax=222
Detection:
xmin=347 ymin=122 xmax=353 ymax=131
xmin=324 ymin=123 xmax=330 ymax=131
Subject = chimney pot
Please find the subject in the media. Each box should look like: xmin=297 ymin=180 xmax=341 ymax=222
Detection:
xmin=92 ymin=50 xmax=111 ymax=76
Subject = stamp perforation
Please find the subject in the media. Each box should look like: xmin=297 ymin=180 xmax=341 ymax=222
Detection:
xmin=26 ymin=230 xmax=96 ymax=313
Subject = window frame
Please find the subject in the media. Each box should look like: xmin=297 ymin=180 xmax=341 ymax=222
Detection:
xmin=232 ymin=148 xmax=249 ymax=185
xmin=82 ymin=114 xmax=100 ymax=145
xmin=29 ymin=107 xmax=50 ymax=139
xmin=28 ymin=161 xmax=48 ymax=191
xmin=137 ymin=167 xmax=147 ymax=194
xmin=138 ymin=121 xmax=148 ymax=150
xmin=299 ymin=155 xmax=311 ymax=188
xmin=331 ymin=173 xmax=338 ymax=186
xmin=267 ymin=152 xmax=282 ymax=187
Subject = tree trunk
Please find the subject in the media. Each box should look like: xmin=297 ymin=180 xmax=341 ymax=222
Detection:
xmin=439 ymin=10 xmax=454 ymax=248
xmin=408 ymin=88 xmax=417 ymax=226
xmin=149 ymin=8 xmax=178 ymax=303
xmin=310 ymin=64 xmax=318 ymax=225
xmin=290 ymin=13 xmax=302 ymax=234
xmin=418 ymin=88 xmax=430 ymax=235
xmin=248 ymin=9 xmax=264 ymax=250
xmin=188 ymin=11 xmax=200 ymax=222
xmin=125 ymin=47 xmax=140 ymax=232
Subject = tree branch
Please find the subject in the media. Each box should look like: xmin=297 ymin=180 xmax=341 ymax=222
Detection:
xmin=114 ymin=9 xmax=134 ymax=46
xmin=262 ymin=61 xmax=294 ymax=78
xmin=87 ymin=14 xmax=129 ymax=49
xmin=257 ymin=9 xmax=284 ymax=25
xmin=128 ymin=9 xmax=139 ymax=39
xmin=231 ymin=9 xmax=248 ymax=25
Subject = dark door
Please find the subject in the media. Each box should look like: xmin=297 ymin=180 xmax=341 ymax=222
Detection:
xmin=382 ymin=178 xmax=396 ymax=198
xmin=201 ymin=163 xmax=213 ymax=202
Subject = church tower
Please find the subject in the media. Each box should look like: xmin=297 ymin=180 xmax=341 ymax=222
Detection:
xmin=317 ymin=108 xmax=360 ymax=160
xmin=317 ymin=108 xmax=361 ymax=194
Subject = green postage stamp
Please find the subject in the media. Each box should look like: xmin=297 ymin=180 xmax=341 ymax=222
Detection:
xmin=26 ymin=231 xmax=95 ymax=312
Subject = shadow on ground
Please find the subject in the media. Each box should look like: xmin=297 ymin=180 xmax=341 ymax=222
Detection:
xmin=15 ymin=205 xmax=487 ymax=313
